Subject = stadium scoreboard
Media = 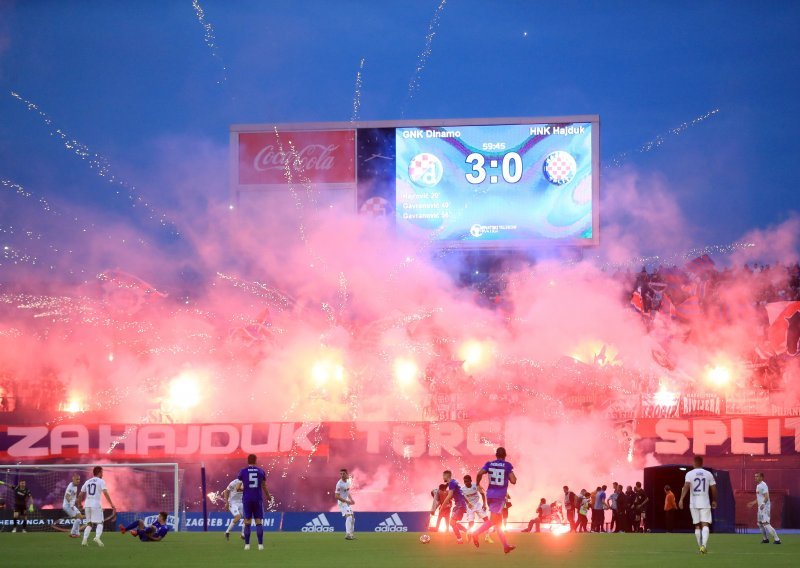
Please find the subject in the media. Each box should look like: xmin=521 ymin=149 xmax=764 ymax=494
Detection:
xmin=231 ymin=116 xmax=600 ymax=248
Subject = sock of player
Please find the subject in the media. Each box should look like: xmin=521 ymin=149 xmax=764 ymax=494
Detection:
xmin=125 ymin=521 xmax=140 ymax=532
xmin=22 ymin=519 xmax=27 ymax=530
xmin=701 ymin=526 xmax=709 ymax=547
xmin=225 ymin=519 xmax=236 ymax=533
xmin=72 ymin=518 xmax=81 ymax=534
xmin=256 ymin=523 xmax=264 ymax=544
xmin=96 ymin=524 xmax=104 ymax=539
xmin=345 ymin=515 xmax=354 ymax=535
xmin=12 ymin=518 xmax=17 ymax=527
xmin=695 ymin=528 xmax=702 ymax=546
xmin=83 ymin=525 xmax=92 ymax=542
xmin=472 ymin=517 xmax=494 ymax=537
xmin=243 ymin=523 xmax=251 ymax=544
xmin=451 ymin=519 xmax=462 ymax=539
xmin=765 ymin=524 xmax=779 ymax=542
xmin=760 ymin=525 xmax=768 ymax=539
xmin=496 ymin=524 xmax=510 ymax=548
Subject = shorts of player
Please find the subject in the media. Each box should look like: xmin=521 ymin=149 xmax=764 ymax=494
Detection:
xmin=690 ymin=507 xmax=712 ymax=525
xmin=757 ymin=505 xmax=771 ymax=525
xmin=451 ymin=506 xmax=466 ymax=522
xmin=487 ymin=497 xmax=505 ymax=515
xmin=63 ymin=503 xmax=80 ymax=518
xmin=228 ymin=501 xmax=243 ymax=517
xmin=85 ymin=507 xmax=104 ymax=524
xmin=465 ymin=506 xmax=488 ymax=523
xmin=338 ymin=502 xmax=354 ymax=517
xmin=13 ymin=505 xmax=27 ymax=516
xmin=242 ymin=499 xmax=263 ymax=521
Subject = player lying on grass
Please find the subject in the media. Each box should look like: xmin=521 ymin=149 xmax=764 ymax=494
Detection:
xmin=119 ymin=512 xmax=170 ymax=542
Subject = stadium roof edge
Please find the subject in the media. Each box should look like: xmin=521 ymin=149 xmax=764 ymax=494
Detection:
xmin=229 ymin=115 xmax=600 ymax=132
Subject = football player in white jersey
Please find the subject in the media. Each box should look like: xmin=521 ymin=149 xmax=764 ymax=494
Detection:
xmin=62 ymin=473 xmax=84 ymax=538
xmin=679 ymin=456 xmax=717 ymax=554
xmin=462 ymin=475 xmax=493 ymax=543
xmin=223 ymin=478 xmax=245 ymax=541
xmin=335 ymin=468 xmax=355 ymax=540
xmin=747 ymin=472 xmax=781 ymax=545
xmin=78 ymin=466 xmax=115 ymax=547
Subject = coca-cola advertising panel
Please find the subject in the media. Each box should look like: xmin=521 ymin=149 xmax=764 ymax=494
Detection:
xmin=238 ymin=130 xmax=355 ymax=186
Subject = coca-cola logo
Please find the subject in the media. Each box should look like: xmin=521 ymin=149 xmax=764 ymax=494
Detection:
xmin=253 ymin=144 xmax=339 ymax=173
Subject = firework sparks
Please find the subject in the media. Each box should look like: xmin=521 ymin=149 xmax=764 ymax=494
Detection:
xmin=8 ymin=92 xmax=178 ymax=234
xmin=606 ymin=108 xmax=720 ymax=168
xmin=351 ymin=58 xmax=365 ymax=122
xmin=402 ymin=0 xmax=447 ymax=116
xmin=191 ymin=0 xmax=228 ymax=84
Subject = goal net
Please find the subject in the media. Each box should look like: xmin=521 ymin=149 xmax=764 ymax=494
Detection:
xmin=0 ymin=463 xmax=183 ymax=532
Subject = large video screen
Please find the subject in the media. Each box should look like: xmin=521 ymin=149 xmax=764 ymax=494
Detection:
xmin=231 ymin=116 xmax=599 ymax=248
xmin=394 ymin=122 xmax=595 ymax=245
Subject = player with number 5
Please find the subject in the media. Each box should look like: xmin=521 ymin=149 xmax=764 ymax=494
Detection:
xmin=236 ymin=454 xmax=271 ymax=551
xmin=679 ymin=455 xmax=717 ymax=555
xmin=471 ymin=447 xmax=516 ymax=554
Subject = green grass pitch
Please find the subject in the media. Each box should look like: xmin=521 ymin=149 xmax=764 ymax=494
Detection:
xmin=1 ymin=531 xmax=797 ymax=568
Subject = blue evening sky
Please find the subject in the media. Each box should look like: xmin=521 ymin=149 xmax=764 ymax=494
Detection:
xmin=1 ymin=1 xmax=798 ymax=257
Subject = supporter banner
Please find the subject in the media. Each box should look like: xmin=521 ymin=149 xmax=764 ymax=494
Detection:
xmin=725 ymin=391 xmax=769 ymax=416
xmin=639 ymin=394 xmax=679 ymax=418
xmin=680 ymin=393 xmax=722 ymax=416
xmin=237 ymin=130 xmax=356 ymax=186
xmin=637 ymin=417 xmax=800 ymax=456
xmin=0 ymin=423 xmax=329 ymax=459
xmin=1 ymin=418 xmax=798 ymax=460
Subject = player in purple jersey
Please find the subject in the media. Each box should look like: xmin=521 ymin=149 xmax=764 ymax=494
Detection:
xmin=236 ymin=454 xmax=271 ymax=551
xmin=439 ymin=470 xmax=468 ymax=543
xmin=119 ymin=512 xmax=170 ymax=541
xmin=471 ymin=447 xmax=516 ymax=554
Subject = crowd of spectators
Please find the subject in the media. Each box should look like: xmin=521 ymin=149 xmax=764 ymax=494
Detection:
xmin=0 ymin=368 xmax=66 ymax=414
xmin=523 ymin=481 xmax=655 ymax=534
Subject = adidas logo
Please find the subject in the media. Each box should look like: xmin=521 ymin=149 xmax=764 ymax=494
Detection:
xmin=374 ymin=513 xmax=408 ymax=532
xmin=301 ymin=514 xmax=334 ymax=532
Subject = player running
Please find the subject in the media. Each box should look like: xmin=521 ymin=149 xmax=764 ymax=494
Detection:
xmin=429 ymin=483 xmax=451 ymax=533
xmin=471 ymin=447 xmax=516 ymax=554
xmin=439 ymin=470 xmax=468 ymax=544
xmin=63 ymin=474 xmax=85 ymax=538
xmin=679 ymin=455 xmax=717 ymax=554
xmin=78 ymin=466 xmax=116 ymax=547
xmin=223 ymin=477 xmax=245 ymax=541
xmin=237 ymin=454 xmax=271 ymax=551
xmin=462 ymin=474 xmax=493 ymax=543
xmin=335 ymin=468 xmax=356 ymax=540
xmin=748 ymin=472 xmax=781 ymax=545
xmin=119 ymin=512 xmax=170 ymax=541
xmin=10 ymin=479 xmax=33 ymax=533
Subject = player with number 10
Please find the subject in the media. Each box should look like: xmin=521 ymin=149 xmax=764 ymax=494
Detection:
xmin=78 ymin=466 xmax=115 ymax=547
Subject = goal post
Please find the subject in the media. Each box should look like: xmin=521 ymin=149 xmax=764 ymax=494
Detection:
xmin=0 ymin=463 xmax=183 ymax=532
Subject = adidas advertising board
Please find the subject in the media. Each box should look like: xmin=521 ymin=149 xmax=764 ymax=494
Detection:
xmin=374 ymin=513 xmax=408 ymax=532
xmin=301 ymin=513 xmax=335 ymax=532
